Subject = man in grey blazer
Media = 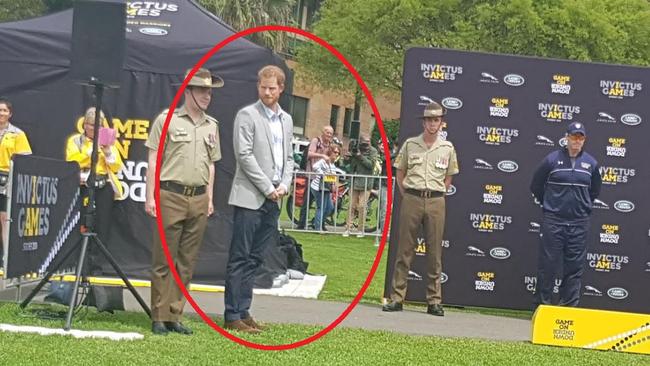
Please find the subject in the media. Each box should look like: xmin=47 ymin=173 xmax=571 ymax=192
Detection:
xmin=224 ymin=65 xmax=293 ymax=333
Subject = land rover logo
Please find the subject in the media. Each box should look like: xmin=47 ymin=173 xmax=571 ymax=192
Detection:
xmin=139 ymin=27 xmax=168 ymax=36
xmin=607 ymin=287 xmax=628 ymax=300
xmin=489 ymin=247 xmax=511 ymax=260
xmin=446 ymin=185 xmax=456 ymax=196
xmin=442 ymin=97 xmax=463 ymax=110
xmin=441 ymin=272 xmax=448 ymax=284
xmin=614 ymin=200 xmax=635 ymax=213
xmin=503 ymin=74 xmax=525 ymax=86
xmin=497 ymin=160 xmax=518 ymax=173
xmin=559 ymin=137 xmax=568 ymax=147
xmin=620 ymin=113 xmax=641 ymax=126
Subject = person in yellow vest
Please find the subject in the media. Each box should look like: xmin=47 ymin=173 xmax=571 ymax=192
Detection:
xmin=65 ymin=107 xmax=124 ymax=275
xmin=0 ymin=97 xmax=32 ymax=270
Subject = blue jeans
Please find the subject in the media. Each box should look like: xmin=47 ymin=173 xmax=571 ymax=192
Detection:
xmin=311 ymin=187 xmax=333 ymax=231
xmin=224 ymin=200 xmax=280 ymax=322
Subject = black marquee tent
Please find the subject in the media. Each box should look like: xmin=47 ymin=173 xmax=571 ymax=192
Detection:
xmin=0 ymin=0 xmax=289 ymax=285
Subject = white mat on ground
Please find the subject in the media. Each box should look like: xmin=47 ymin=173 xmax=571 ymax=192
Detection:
xmin=253 ymin=274 xmax=327 ymax=299
xmin=0 ymin=323 xmax=144 ymax=340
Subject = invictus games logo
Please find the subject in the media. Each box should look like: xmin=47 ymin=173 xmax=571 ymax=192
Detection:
xmin=470 ymin=213 xmax=512 ymax=233
xmin=466 ymin=245 xmax=486 ymax=257
xmin=588 ymin=253 xmax=629 ymax=272
xmin=600 ymin=224 xmax=620 ymax=244
xmin=483 ymin=184 xmax=503 ymax=204
xmin=524 ymin=276 xmax=562 ymax=294
xmin=551 ymin=75 xmax=572 ymax=95
xmin=489 ymin=98 xmax=510 ymax=118
xmin=442 ymin=97 xmax=463 ymax=110
xmin=421 ymin=63 xmax=463 ymax=82
xmin=600 ymin=80 xmax=642 ymax=99
xmin=480 ymin=72 xmax=499 ymax=84
xmin=606 ymin=137 xmax=627 ymax=157
xmin=474 ymin=158 xmax=494 ymax=170
xmin=476 ymin=126 xmax=519 ymax=145
xmin=475 ymin=272 xmax=495 ymax=291
xmin=535 ymin=135 xmax=555 ymax=147
xmin=599 ymin=166 xmax=635 ymax=185
xmin=538 ymin=103 xmax=581 ymax=122
xmin=584 ymin=285 xmax=603 ymax=297
xmin=127 ymin=2 xmax=179 ymax=17
xmin=415 ymin=237 xmax=427 ymax=256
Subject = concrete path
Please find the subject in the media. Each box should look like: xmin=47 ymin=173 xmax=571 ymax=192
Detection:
xmin=0 ymin=282 xmax=531 ymax=342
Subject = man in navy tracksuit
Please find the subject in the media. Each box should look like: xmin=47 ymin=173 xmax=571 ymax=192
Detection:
xmin=530 ymin=122 xmax=602 ymax=307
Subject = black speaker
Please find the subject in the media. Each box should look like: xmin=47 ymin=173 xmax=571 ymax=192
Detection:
xmin=70 ymin=0 xmax=126 ymax=87
xmin=350 ymin=120 xmax=361 ymax=140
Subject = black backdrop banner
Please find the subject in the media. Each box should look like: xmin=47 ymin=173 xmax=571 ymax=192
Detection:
xmin=385 ymin=47 xmax=649 ymax=313
xmin=5 ymin=155 xmax=81 ymax=279
xmin=0 ymin=1 xmax=289 ymax=285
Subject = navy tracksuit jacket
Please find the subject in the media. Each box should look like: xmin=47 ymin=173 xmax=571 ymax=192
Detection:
xmin=530 ymin=148 xmax=602 ymax=306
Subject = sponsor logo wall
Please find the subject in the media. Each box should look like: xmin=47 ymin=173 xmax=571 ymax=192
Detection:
xmin=385 ymin=48 xmax=650 ymax=312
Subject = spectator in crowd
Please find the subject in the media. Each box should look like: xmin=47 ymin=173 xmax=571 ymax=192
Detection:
xmin=225 ymin=65 xmax=293 ymax=334
xmin=145 ymin=68 xmax=223 ymax=335
xmin=297 ymin=125 xmax=334 ymax=229
xmin=530 ymin=122 xmax=601 ymax=307
xmin=383 ymin=101 xmax=459 ymax=317
xmin=65 ymin=107 xmax=124 ymax=275
xmin=374 ymin=139 xmax=397 ymax=246
xmin=343 ymin=134 xmax=378 ymax=238
xmin=0 ymin=97 xmax=32 ymax=270
xmin=310 ymin=146 xmax=345 ymax=232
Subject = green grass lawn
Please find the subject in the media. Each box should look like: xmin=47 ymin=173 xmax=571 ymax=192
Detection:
xmin=0 ymin=231 xmax=647 ymax=364
xmin=0 ymin=303 xmax=647 ymax=366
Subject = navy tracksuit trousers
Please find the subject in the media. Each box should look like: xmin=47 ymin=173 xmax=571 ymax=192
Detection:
xmin=535 ymin=217 xmax=589 ymax=307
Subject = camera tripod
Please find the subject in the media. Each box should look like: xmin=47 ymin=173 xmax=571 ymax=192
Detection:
xmin=20 ymin=82 xmax=150 ymax=330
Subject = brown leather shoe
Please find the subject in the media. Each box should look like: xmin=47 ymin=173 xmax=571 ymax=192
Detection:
xmin=224 ymin=320 xmax=261 ymax=334
xmin=242 ymin=317 xmax=266 ymax=331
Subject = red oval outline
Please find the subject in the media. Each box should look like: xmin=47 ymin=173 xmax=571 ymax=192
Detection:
xmin=155 ymin=25 xmax=393 ymax=350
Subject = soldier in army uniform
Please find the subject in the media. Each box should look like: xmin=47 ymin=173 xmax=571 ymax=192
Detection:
xmin=383 ymin=101 xmax=459 ymax=317
xmin=145 ymin=68 xmax=223 ymax=335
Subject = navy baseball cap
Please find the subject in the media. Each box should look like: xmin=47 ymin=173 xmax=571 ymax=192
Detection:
xmin=567 ymin=122 xmax=586 ymax=136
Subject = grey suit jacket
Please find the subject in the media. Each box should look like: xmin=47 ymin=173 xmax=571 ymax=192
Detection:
xmin=228 ymin=100 xmax=294 ymax=210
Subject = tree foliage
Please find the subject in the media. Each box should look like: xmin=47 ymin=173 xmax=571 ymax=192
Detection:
xmin=297 ymin=0 xmax=650 ymax=94
xmin=0 ymin=0 xmax=46 ymax=22
xmin=198 ymin=0 xmax=297 ymax=51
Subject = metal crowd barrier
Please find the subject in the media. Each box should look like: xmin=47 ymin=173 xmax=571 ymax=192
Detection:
xmin=280 ymin=171 xmax=394 ymax=237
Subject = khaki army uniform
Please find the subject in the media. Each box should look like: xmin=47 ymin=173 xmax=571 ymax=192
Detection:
xmin=390 ymin=134 xmax=458 ymax=305
xmin=145 ymin=105 xmax=221 ymax=322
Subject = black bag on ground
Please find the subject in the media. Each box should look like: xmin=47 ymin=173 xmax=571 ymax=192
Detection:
xmin=278 ymin=232 xmax=309 ymax=273
xmin=45 ymin=281 xmax=124 ymax=313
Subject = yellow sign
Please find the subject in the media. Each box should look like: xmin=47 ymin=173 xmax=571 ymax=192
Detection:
xmin=532 ymin=305 xmax=650 ymax=355
xmin=323 ymin=175 xmax=337 ymax=183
